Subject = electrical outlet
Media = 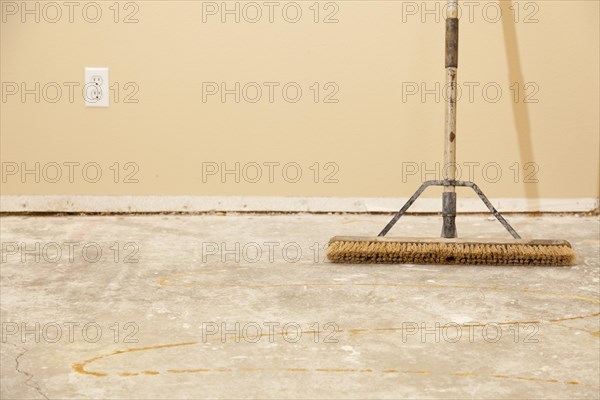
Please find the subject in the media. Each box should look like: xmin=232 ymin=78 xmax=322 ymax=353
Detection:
xmin=84 ymin=67 xmax=109 ymax=107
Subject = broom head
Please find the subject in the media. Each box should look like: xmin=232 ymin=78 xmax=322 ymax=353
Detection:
xmin=327 ymin=236 xmax=575 ymax=266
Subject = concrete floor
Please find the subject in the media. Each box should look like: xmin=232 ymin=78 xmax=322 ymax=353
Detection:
xmin=1 ymin=213 xmax=599 ymax=399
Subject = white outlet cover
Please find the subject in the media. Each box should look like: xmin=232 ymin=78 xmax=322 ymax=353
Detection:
xmin=84 ymin=67 xmax=109 ymax=107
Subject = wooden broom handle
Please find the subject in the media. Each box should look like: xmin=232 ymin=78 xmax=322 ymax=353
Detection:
xmin=444 ymin=0 xmax=459 ymax=184
xmin=442 ymin=0 xmax=459 ymax=238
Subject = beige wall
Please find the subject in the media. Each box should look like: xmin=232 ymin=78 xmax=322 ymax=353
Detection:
xmin=1 ymin=0 xmax=598 ymax=200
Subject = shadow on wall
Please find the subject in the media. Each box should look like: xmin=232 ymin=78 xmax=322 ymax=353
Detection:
xmin=500 ymin=0 xmax=539 ymax=207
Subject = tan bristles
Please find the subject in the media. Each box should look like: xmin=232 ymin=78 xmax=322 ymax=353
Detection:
xmin=326 ymin=237 xmax=576 ymax=266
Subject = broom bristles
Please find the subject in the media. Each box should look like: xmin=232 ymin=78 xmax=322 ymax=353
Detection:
xmin=326 ymin=237 xmax=575 ymax=266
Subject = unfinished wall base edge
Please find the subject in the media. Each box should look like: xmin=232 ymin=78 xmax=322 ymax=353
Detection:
xmin=1 ymin=195 xmax=597 ymax=214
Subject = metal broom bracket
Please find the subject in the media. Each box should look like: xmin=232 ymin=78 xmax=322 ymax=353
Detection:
xmin=377 ymin=180 xmax=522 ymax=240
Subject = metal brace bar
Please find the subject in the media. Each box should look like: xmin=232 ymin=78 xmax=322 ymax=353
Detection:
xmin=378 ymin=180 xmax=521 ymax=239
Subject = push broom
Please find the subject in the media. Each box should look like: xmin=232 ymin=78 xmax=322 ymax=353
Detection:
xmin=326 ymin=0 xmax=575 ymax=266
